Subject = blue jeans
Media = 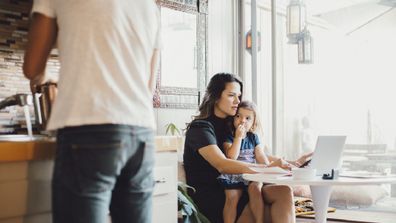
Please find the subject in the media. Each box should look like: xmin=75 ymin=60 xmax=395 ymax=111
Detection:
xmin=52 ymin=124 xmax=155 ymax=223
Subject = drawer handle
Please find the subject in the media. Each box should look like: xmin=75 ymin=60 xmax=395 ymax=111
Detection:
xmin=155 ymin=178 xmax=167 ymax=184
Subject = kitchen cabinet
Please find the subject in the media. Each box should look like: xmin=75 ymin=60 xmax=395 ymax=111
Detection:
xmin=152 ymin=151 xmax=178 ymax=223
xmin=0 ymin=136 xmax=179 ymax=223
xmin=0 ymin=160 xmax=53 ymax=223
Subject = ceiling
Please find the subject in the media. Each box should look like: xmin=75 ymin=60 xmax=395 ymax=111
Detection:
xmin=274 ymin=0 xmax=395 ymax=15
xmin=310 ymin=0 xmax=396 ymax=35
xmin=272 ymin=0 xmax=396 ymax=35
xmin=305 ymin=0 xmax=379 ymax=15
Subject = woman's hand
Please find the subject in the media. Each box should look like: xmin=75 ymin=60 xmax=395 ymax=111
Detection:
xmin=291 ymin=152 xmax=314 ymax=167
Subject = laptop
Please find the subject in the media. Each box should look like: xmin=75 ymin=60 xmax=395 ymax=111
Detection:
xmin=308 ymin=136 xmax=347 ymax=176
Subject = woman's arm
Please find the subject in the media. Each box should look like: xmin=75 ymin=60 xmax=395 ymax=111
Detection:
xmin=270 ymin=152 xmax=313 ymax=167
xmin=254 ymin=144 xmax=270 ymax=165
xmin=198 ymin=144 xmax=259 ymax=174
xmin=263 ymin=144 xmax=313 ymax=167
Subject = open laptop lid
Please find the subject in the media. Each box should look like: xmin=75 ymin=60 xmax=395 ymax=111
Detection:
xmin=310 ymin=136 xmax=347 ymax=175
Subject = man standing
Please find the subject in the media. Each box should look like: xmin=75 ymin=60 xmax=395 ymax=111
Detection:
xmin=23 ymin=1 xmax=160 ymax=223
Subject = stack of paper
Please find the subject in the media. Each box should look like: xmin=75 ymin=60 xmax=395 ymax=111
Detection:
xmin=249 ymin=166 xmax=291 ymax=176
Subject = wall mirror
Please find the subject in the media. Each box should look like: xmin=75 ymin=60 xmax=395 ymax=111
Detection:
xmin=154 ymin=0 xmax=208 ymax=109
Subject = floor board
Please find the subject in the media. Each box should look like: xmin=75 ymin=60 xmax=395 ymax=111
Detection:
xmin=296 ymin=209 xmax=396 ymax=223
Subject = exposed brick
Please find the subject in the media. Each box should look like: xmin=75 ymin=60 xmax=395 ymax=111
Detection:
xmin=0 ymin=0 xmax=33 ymax=51
xmin=0 ymin=49 xmax=60 ymax=129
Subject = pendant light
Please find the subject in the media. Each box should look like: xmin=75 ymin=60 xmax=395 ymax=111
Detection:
xmin=298 ymin=28 xmax=313 ymax=64
xmin=246 ymin=28 xmax=261 ymax=53
xmin=286 ymin=0 xmax=306 ymax=44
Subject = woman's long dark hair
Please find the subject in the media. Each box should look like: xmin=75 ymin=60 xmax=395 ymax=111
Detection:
xmin=187 ymin=73 xmax=243 ymax=129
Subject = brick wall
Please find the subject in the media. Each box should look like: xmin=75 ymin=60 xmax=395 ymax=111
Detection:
xmin=0 ymin=50 xmax=59 ymax=132
xmin=0 ymin=0 xmax=59 ymax=132
xmin=0 ymin=50 xmax=29 ymax=97
xmin=0 ymin=0 xmax=31 ymax=50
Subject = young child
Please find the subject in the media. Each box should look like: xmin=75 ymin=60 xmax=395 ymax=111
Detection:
xmin=217 ymin=101 xmax=270 ymax=223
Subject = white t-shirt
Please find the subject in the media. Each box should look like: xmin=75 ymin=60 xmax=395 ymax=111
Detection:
xmin=31 ymin=0 xmax=160 ymax=130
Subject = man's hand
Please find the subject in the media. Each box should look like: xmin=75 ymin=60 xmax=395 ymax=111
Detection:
xmin=29 ymin=73 xmax=46 ymax=93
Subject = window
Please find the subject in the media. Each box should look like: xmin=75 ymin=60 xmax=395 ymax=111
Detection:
xmin=242 ymin=0 xmax=396 ymax=212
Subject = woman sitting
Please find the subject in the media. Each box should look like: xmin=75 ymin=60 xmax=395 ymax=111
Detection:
xmin=183 ymin=73 xmax=310 ymax=223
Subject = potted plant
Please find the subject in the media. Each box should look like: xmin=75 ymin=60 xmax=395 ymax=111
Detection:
xmin=165 ymin=122 xmax=181 ymax=136
xmin=164 ymin=122 xmax=185 ymax=153
xmin=178 ymin=182 xmax=210 ymax=223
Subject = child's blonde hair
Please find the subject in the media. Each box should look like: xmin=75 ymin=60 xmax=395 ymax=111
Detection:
xmin=237 ymin=101 xmax=262 ymax=134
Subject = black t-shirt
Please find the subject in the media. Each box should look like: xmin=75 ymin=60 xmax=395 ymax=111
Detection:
xmin=183 ymin=115 xmax=246 ymax=223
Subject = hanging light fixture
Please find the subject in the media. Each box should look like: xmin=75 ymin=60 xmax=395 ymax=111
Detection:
xmin=246 ymin=28 xmax=261 ymax=54
xmin=286 ymin=0 xmax=306 ymax=44
xmin=297 ymin=28 xmax=313 ymax=64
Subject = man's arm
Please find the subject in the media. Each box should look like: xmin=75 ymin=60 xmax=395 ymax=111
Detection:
xmin=148 ymin=49 xmax=160 ymax=93
xmin=23 ymin=13 xmax=57 ymax=84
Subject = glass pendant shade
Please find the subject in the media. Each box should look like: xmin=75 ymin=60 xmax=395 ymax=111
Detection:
xmin=287 ymin=0 xmax=306 ymax=43
xmin=298 ymin=28 xmax=313 ymax=64
xmin=246 ymin=29 xmax=261 ymax=53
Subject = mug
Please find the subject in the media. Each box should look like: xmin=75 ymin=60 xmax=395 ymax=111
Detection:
xmin=292 ymin=168 xmax=317 ymax=180
xmin=33 ymin=82 xmax=57 ymax=130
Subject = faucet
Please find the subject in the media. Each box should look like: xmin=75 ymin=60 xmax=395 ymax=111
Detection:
xmin=0 ymin=94 xmax=33 ymax=110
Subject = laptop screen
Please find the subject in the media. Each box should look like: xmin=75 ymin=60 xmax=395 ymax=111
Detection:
xmin=309 ymin=136 xmax=347 ymax=175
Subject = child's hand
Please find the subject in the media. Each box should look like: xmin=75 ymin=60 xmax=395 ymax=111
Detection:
xmin=269 ymin=158 xmax=293 ymax=170
xmin=235 ymin=124 xmax=246 ymax=139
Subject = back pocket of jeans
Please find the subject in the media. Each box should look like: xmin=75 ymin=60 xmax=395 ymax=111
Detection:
xmin=71 ymin=141 xmax=124 ymax=193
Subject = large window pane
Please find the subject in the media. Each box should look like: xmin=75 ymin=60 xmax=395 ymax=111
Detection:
xmin=244 ymin=0 xmax=396 ymax=214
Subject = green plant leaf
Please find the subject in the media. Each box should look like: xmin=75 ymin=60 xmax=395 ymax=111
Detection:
xmin=178 ymin=191 xmax=195 ymax=215
xmin=177 ymin=181 xmax=211 ymax=223
xmin=165 ymin=123 xmax=181 ymax=136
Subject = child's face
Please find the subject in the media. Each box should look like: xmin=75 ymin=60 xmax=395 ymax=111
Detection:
xmin=233 ymin=107 xmax=255 ymax=132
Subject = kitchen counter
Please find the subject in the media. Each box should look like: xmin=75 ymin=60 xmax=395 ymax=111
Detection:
xmin=0 ymin=140 xmax=56 ymax=162
xmin=0 ymin=136 xmax=181 ymax=222
xmin=0 ymin=136 xmax=181 ymax=162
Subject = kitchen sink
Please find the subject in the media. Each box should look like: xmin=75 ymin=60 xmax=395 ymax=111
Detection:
xmin=0 ymin=134 xmax=53 ymax=142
